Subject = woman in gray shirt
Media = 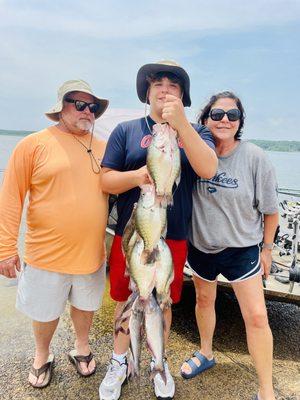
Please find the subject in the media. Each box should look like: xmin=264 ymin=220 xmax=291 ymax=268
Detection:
xmin=180 ymin=91 xmax=278 ymax=400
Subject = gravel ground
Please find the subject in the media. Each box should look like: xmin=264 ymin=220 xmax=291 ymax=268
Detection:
xmin=0 ymin=276 xmax=299 ymax=400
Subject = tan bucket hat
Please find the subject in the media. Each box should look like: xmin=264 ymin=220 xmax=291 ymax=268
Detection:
xmin=45 ymin=79 xmax=109 ymax=121
xmin=136 ymin=60 xmax=191 ymax=107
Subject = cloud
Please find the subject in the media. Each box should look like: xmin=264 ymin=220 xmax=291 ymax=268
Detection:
xmin=0 ymin=0 xmax=299 ymax=139
xmin=1 ymin=0 xmax=300 ymax=39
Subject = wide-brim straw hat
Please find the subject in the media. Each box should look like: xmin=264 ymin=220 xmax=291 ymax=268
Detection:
xmin=45 ymin=79 xmax=109 ymax=121
xmin=136 ymin=60 xmax=191 ymax=107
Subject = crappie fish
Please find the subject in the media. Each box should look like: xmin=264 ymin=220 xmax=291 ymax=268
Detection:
xmin=135 ymin=184 xmax=167 ymax=263
xmin=128 ymin=237 xmax=156 ymax=299
xmin=155 ymin=238 xmax=174 ymax=309
xmin=147 ymin=123 xmax=181 ymax=204
xmin=145 ymin=293 xmax=166 ymax=384
xmin=128 ymin=296 xmax=144 ymax=379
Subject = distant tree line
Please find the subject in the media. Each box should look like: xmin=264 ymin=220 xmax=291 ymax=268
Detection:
xmin=0 ymin=129 xmax=299 ymax=152
xmin=249 ymin=140 xmax=300 ymax=152
xmin=0 ymin=129 xmax=33 ymax=136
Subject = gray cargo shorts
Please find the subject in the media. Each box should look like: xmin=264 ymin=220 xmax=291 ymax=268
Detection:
xmin=16 ymin=262 xmax=106 ymax=322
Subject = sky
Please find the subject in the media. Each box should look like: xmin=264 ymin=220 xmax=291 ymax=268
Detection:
xmin=0 ymin=0 xmax=300 ymax=140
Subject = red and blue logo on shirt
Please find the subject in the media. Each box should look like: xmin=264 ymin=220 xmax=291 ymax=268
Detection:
xmin=140 ymin=135 xmax=184 ymax=149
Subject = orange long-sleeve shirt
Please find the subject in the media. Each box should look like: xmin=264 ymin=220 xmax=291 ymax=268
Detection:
xmin=0 ymin=126 xmax=108 ymax=274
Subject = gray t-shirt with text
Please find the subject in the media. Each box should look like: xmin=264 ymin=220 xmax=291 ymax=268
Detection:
xmin=189 ymin=141 xmax=278 ymax=253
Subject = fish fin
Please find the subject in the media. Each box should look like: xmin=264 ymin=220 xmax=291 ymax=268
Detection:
xmin=141 ymin=247 xmax=160 ymax=264
xmin=167 ymin=195 xmax=173 ymax=206
xmin=127 ymin=354 xmax=140 ymax=381
xmin=162 ymin=223 xmax=168 ymax=239
xmin=159 ymin=195 xmax=169 ymax=208
xmin=175 ymin=171 xmax=181 ymax=188
xmin=156 ymin=293 xmax=173 ymax=312
xmin=115 ymin=312 xmax=131 ymax=335
xmin=115 ymin=292 xmax=138 ymax=333
xmin=114 ymin=319 xmax=124 ymax=335
xmin=118 ymin=301 xmax=133 ymax=318
xmin=124 ymin=262 xmax=130 ymax=277
xmin=140 ymin=324 xmax=145 ymax=338
xmin=146 ymin=339 xmax=154 ymax=355
xmin=129 ymin=279 xmax=138 ymax=292
xmin=115 ymin=326 xmax=130 ymax=336
xmin=127 ymin=358 xmax=133 ymax=379
xmin=159 ymin=193 xmax=173 ymax=207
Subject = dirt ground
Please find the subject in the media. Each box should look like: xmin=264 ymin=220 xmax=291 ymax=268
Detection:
xmin=0 ymin=276 xmax=299 ymax=400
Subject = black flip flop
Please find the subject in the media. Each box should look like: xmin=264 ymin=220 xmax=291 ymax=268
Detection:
xmin=29 ymin=354 xmax=55 ymax=388
xmin=68 ymin=350 xmax=96 ymax=377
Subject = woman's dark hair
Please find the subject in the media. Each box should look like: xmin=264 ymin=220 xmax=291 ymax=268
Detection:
xmin=198 ymin=91 xmax=245 ymax=139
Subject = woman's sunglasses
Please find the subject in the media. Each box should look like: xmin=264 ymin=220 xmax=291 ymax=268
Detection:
xmin=65 ymin=98 xmax=99 ymax=114
xmin=209 ymin=108 xmax=241 ymax=122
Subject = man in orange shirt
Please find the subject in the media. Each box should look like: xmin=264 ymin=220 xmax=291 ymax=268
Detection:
xmin=0 ymin=80 xmax=109 ymax=388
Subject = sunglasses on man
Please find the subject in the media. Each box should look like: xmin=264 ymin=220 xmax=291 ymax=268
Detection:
xmin=65 ymin=98 xmax=100 ymax=114
xmin=209 ymin=108 xmax=241 ymax=122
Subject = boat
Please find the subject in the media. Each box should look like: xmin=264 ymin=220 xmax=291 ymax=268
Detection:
xmin=277 ymin=187 xmax=300 ymax=198
xmin=106 ymin=194 xmax=300 ymax=306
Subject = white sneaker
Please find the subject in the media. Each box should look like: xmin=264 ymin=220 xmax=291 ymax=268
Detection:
xmin=150 ymin=359 xmax=175 ymax=399
xmin=99 ymin=358 xmax=127 ymax=400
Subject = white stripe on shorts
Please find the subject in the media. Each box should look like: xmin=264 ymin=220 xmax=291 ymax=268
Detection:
xmin=230 ymin=246 xmax=261 ymax=282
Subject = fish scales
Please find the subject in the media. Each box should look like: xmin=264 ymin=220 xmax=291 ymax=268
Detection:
xmin=128 ymin=238 xmax=156 ymax=299
xmin=155 ymin=238 xmax=174 ymax=308
xmin=135 ymin=184 xmax=167 ymax=262
xmin=128 ymin=296 xmax=144 ymax=378
xmin=145 ymin=294 xmax=166 ymax=383
xmin=147 ymin=123 xmax=181 ymax=203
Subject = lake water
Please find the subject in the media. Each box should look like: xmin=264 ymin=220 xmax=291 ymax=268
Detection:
xmin=0 ymin=135 xmax=299 ymax=190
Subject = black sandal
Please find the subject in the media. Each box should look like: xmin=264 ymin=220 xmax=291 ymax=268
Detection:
xmin=29 ymin=354 xmax=55 ymax=388
xmin=68 ymin=350 xmax=96 ymax=377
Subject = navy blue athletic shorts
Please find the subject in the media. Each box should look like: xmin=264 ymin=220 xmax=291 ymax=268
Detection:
xmin=187 ymin=242 xmax=262 ymax=282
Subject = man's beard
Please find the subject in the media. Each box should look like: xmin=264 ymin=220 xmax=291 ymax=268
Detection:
xmin=76 ymin=119 xmax=93 ymax=132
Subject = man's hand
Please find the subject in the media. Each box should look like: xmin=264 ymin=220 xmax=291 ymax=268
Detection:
xmin=162 ymin=94 xmax=188 ymax=131
xmin=260 ymin=248 xmax=272 ymax=279
xmin=0 ymin=255 xmax=21 ymax=278
xmin=135 ymin=165 xmax=153 ymax=188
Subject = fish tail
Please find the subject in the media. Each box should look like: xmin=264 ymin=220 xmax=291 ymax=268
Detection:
xmin=124 ymin=261 xmax=130 ymax=277
xmin=141 ymin=247 xmax=160 ymax=264
xmin=127 ymin=359 xmax=133 ymax=379
xmin=165 ymin=193 xmax=173 ymax=206
xmin=175 ymin=172 xmax=181 ymax=188
xmin=114 ymin=292 xmax=138 ymax=334
xmin=128 ymin=358 xmax=140 ymax=380
xmin=114 ymin=325 xmax=130 ymax=336
xmin=159 ymin=195 xmax=171 ymax=208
